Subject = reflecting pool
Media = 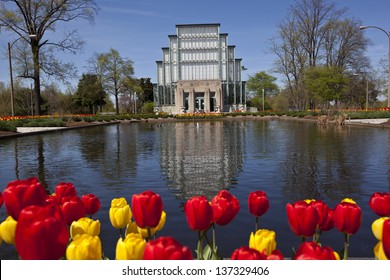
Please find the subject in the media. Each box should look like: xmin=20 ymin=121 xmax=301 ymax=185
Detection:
xmin=0 ymin=118 xmax=389 ymax=259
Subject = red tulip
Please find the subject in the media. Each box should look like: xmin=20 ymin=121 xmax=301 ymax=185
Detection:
xmin=311 ymin=200 xmax=334 ymax=231
xmin=248 ymin=191 xmax=269 ymax=217
xmin=61 ymin=196 xmax=86 ymax=226
xmin=81 ymin=194 xmax=101 ymax=216
xmin=3 ymin=177 xmax=47 ymax=220
xmin=293 ymin=241 xmax=338 ymax=260
xmin=286 ymin=200 xmax=319 ymax=237
xmin=334 ymin=198 xmax=362 ymax=235
xmin=230 ymin=246 xmax=266 ymax=260
xmin=184 ymin=196 xmax=213 ymax=231
xmin=142 ymin=236 xmax=193 ymax=260
xmin=46 ymin=194 xmax=60 ymax=206
xmin=383 ymin=219 xmax=390 ymax=259
xmin=132 ymin=191 xmax=163 ymax=228
xmin=15 ymin=204 xmax=69 ymax=259
xmin=211 ymin=190 xmax=240 ymax=226
xmin=55 ymin=182 xmax=77 ymax=203
xmin=266 ymin=249 xmax=284 ymax=260
xmin=319 ymin=208 xmax=334 ymax=232
xmin=369 ymin=192 xmax=390 ymax=217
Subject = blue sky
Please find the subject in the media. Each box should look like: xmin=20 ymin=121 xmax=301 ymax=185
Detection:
xmin=0 ymin=0 xmax=389 ymax=89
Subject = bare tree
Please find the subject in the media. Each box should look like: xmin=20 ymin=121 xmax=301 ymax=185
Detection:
xmin=323 ymin=18 xmax=370 ymax=70
xmin=291 ymin=0 xmax=346 ymax=67
xmin=0 ymin=0 xmax=99 ymax=115
xmin=270 ymin=17 xmax=308 ymax=110
xmin=270 ymin=0 xmax=370 ymax=109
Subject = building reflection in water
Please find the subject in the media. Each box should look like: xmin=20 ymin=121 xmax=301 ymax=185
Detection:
xmin=159 ymin=121 xmax=245 ymax=201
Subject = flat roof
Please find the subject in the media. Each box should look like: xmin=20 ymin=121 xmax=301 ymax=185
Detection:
xmin=176 ymin=23 xmax=220 ymax=27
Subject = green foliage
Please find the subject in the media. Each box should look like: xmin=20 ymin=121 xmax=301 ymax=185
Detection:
xmin=70 ymin=116 xmax=82 ymax=122
xmin=0 ymin=121 xmax=17 ymax=132
xmin=91 ymin=48 xmax=135 ymax=115
xmin=74 ymin=74 xmax=106 ymax=114
xmin=304 ymin=66 xmax=349 ymax=104
xmin=343 ymin=111 xmax=390 ymax=119
xmin=249 ymin=96 xmax=272 ymax=111
xmin=142 ymin=102 xmax=155 ymax=113
xmin=81 ymin=116 xmax=95 ymax=122
xmin=138 ymin=78 xmax=154 ymax=104
xmin=246 ymin=71 xmax=279 ymax=98
xmin=6 ymin=118 xmax=65 ymax=128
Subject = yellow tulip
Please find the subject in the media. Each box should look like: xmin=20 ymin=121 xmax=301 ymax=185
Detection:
xmin=372 ymin=217 xmax=390 ymax=241
xmin=70 ymin=217 xmax=101 ymax=239
xmin=341 ymin=198 xmax=357 ymax=204
xmin=155 ymin=211 xmax=167 ymax=231
xmin=109 ymin=197 xmax=132 ymax=229
xmin=0 ymin=220 xmax=2 ymax=244
xmin=373 ymin=241 xmax=388 ymax=260
xmin=249 ymin=229 xmax=277 ymax=255
xmin=116 ymin=233 xmax=146 ymax=260
xmin=66 ymin=234 xmax=102 ymax=260
xmin=0 ymin=216 xmax=17 ymax=245
xmin=137 ymin=211 xmax=167 ymax=239
xmin=125 ymin=221 xmax=139 ymax=235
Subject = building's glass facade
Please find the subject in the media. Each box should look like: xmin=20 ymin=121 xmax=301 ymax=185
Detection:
xmin=155 ymin=24 xmax=246 ymax=114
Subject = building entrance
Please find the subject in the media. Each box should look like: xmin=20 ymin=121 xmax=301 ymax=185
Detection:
xmin=195 ymin=97 xmax=205 ymax=112
xmin=210 ymin=96 xmax=215 ymax=112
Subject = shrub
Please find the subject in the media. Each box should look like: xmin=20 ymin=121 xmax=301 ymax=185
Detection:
xmin=0 ymin=121 xmax=17 ymax=132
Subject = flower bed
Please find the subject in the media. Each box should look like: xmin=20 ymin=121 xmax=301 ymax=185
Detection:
xmin=0 ymin=177 xmax=389 ymax=260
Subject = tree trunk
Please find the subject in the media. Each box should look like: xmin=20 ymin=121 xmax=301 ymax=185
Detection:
xmin=115 ymin=93 xmax=119 ymax=115
xmin=31 ymin=40 xmax=41 ymax=115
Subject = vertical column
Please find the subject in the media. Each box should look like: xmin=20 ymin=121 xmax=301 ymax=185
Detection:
xmin=205 ymin=88 xmax=210 ymax=113
xmin=216 ymin=87 xmax=222 ymax=112
xmin=177 ymin=88 xmax=186 ymax=114
xmin=189 ymin=89 xmax=195 ymax=113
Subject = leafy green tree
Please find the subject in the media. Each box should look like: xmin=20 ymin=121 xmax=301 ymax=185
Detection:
xmin=89 ymin=49 xmax=134 ymax=114
xmin=0 ymin=0 xmax=98 ymax=115
xmin=246 ymin=71 xmax=279 ymax=110
xmin=138 ymin=78 xmax=154 ymax=104
xmin=246 ymin=71 xmax=279 ymax=97
xmin=303 ymin=66 xmax=349 ymax=107
xmin=74 ymin=74 xmax=106 ymax=114
xmin=142 ymin=101 xmax=155 ymax=113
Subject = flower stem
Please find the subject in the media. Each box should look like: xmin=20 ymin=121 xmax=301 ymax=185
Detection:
xmin=147 ymin=228 xmax=152 ymax=242
xmin=343 ymin=233 xmax=350 ymax=260
xmin=212 ymin=223 xmax=217 ymax=259
xmin=255 ymin=216 xmax=259 ymax=232
xmin=197 ymin=231 xmax=203 ymax=260
xmin=313 ymin=228 xmax=321 ymax=243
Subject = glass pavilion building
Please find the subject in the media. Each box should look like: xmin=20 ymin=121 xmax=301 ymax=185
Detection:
xmin=154 ymin=23 xmax=246 ymax=114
